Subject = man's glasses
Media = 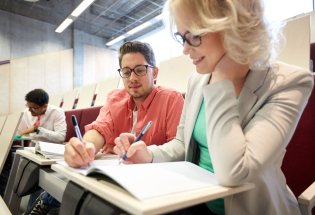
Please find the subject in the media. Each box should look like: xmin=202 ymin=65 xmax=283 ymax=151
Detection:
xmin=174 ymin=31 xmax=202 ymax=47
xmin=26 ymin=104 xmax=42 ymax=111
xmin=118 ymin=64 xmax=154 ymax=78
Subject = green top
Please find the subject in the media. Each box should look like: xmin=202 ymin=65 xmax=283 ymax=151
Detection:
xmin=192 ymin=100 xmax=225 ymax=215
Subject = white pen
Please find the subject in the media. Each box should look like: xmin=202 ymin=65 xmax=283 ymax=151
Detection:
xmin=118 ymin=121 xmax=153 ymax=165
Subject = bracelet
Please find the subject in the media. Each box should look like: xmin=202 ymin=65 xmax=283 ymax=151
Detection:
xmin=34 ymin=128 xmax=40 ymax=134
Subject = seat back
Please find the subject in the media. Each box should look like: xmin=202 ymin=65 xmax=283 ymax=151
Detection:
xmin=64 ymin=106 xmax=102 ymax=142
xmin=0 ymin=112 xmax=23 ymax=173
xmin=64 ymin=109 xmax=83 ymax=142
xmin=62 ymin=89 xmax=79 ymax=111
xmin=76 ymin=83 xmax=97 ymax=109
xmin=311 ymin=43 xmax=315 ymax=72
xmin=94 ymin=77 xmax=120 ymax=107
xmin=79 ymin=106 xmax=102 ymax=133
xmin=281 ymin=76 xmax=315 ymax=208
xmin=49 ymin=94 xmax=63 ymax=108
xmin=0 ymin=115 xmax=7 ymax=135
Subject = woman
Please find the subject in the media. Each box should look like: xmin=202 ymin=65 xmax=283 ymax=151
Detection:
xmin=114 ymin=0 xmax=314 ymax=214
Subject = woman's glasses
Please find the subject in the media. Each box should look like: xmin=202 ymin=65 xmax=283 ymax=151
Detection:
xmin=174 ymin=31 xmax=202 ymax=47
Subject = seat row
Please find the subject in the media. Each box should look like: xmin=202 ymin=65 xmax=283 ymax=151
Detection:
xmin=49 ymin=76 xmax=121 ymax=111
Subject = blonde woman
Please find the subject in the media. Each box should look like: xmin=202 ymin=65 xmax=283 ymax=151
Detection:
xmin=114 ymin=0 xmax=314 ymax=214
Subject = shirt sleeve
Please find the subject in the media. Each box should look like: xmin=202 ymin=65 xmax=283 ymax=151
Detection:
xmin=85 ymin=103 xmax=115 ymax=144
xmin=32 ymin=109 xmax=67 ymax=143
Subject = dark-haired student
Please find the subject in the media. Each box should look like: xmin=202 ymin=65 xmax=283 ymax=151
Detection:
xmin=18 ymin=88 xmax=66 ymax=143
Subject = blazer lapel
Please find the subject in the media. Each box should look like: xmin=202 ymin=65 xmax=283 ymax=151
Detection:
xmin=238 ymin=67 xmax=270 ymax=126
xmin=185 ymin=74 xmax=210 ymax=156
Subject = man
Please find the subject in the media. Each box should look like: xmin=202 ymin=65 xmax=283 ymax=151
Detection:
xmin=18 ymin=88 xmax=67 ymax=143
xmin=18 ymin=89 xmax=66 ymax=215
xmin=65 ymin=41 xmax=184 ymax=167
xmin=28 ymin=41 xmax=184 ymax=215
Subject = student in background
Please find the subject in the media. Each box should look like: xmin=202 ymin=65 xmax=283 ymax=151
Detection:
xmin=16 ymin=89 xmax=66 ymax=215
xmin=64 ymin=41 xmax=184 ymax=168
xmin=114 ymin=0 xmax=314 ymax=214
xmin=18 ymin=88 xmax=66 ymax=143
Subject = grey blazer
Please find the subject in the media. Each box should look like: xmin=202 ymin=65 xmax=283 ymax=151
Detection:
xmin=149 ymin=61 xmax=314 ymax=214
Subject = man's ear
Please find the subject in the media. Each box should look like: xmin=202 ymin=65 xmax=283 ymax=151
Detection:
xmin=153 ymin=67 xmax=158 ymax=85
xmin=153 ymin=67 xmax=159 ymax=79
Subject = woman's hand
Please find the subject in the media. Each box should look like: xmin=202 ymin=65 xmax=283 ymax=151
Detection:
xmin=114 ymin=133 xmax=153 ymax=164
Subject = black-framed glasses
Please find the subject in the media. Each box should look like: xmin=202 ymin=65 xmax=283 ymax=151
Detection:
xmin=174 ymin=31 xmax=202 ymax=47
xmin=118 ymin=64 xmax=154 ymax=78
xmin=25 ymin=104 xmax=42 ymax=111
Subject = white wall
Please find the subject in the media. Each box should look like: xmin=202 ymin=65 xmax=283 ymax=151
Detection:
xmin=278 ymin=15 xmax=311 ymax=70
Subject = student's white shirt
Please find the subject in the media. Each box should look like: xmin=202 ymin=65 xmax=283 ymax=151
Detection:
xmin=18 ymin=104 xmax=66 ymax=143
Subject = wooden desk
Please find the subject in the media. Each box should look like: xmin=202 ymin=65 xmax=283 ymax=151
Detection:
xmin=0 ymin=196 xmax=11 ymax=215
xmin=52 ymin=163 xmax=254 ymax=215
xmin=3 ymin=149 xmax=67 ymax=215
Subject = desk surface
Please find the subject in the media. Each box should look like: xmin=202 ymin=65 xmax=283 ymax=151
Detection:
xmin=52 ymin=163 xmax=254 ymax=215
xmin=0 ymin=196 xmax=11 ymax=215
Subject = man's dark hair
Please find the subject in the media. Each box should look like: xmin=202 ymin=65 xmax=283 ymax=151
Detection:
xmin=118 ymin=41 xmax=156 ymax=68
xmin=25 ymin=89 xmax=49 ymax=106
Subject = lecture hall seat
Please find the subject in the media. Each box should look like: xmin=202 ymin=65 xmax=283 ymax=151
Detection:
xmin=310 ymin=43 xmax=315 ymax=72
xmin=281 ymin=75 xmax=315 ymax=215
xmin=64 ymin=106 xmax=102 ymax=142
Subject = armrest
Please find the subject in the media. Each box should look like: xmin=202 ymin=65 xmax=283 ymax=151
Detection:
xmin=298 ymin=181 xmax=315 ymax=215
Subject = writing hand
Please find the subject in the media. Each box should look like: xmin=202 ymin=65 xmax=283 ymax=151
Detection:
xmin=114 ymin=133 xmax=153 ymax=164
xmin=64 ymin=137 xmax=95 ymax=168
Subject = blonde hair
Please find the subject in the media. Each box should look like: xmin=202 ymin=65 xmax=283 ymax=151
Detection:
xmin=167 ymin=0 xmax=283 ymax=69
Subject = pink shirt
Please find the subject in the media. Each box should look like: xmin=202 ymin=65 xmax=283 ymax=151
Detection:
xmin=85 ymin=86 xmax=184 ymax=146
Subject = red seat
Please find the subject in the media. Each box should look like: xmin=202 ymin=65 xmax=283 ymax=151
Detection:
xmin=64 ymin=106 xmax=102 ymax=142
xmin=282 ymin=76 xmax=315 ymax=214
xmin=80 ymin=106 xmax=102 ymax=133
xmin=64 ymin=109 xmax=82 ymax=142
xmin=311 ymin=43 xmax=315 ymax=72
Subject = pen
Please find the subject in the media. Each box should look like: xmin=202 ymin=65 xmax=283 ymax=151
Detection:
xmin=71 ymin=115 xmax=83 ymax=141
xmin=118 ymin=120 xmax=153 ymax=164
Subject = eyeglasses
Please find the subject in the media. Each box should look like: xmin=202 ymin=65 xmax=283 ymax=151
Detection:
xmin=26 ymin=104 xmax=42 ymax=111
xmin=118 ymin=64 xmax=154 ymax=78
xmin=174 ymin=31 xmax=202 ymax=47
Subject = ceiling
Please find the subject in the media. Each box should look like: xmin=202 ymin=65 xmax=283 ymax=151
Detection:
xmin=0 ymin=0 xmax=167 ymax=45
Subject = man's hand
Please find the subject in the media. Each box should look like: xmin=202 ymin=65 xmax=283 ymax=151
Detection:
xmin=64 ymin=137 xmax=96 ymax=168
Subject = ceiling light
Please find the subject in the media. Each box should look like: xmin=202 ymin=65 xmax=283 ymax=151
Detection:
xmin=71 ymin=0 xmax=95 ymax=17
xmin=106 ymin=35 xmax=127 ymax=46
xmin=55 ymin=18 xmax=73 ymax=33
xmin=55 ymin=0 xmax=96 ymax=33
xmin=24 ymin=0 xmax=40 ymax=2
xmin=105 ymin=14 xmax=164 ymax=47
xmin=126 ymin=22 xmax=151 ymax=35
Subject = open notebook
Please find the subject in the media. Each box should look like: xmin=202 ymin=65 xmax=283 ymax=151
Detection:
xmin=57 ymin=160 xmax=218 ymax=200
xmin=35 ymin=141 xmax=65 ymax=159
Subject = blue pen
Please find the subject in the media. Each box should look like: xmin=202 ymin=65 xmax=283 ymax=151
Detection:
xmin=118 ymin=120 xmax=153 ymax=164
xmin=71 ymin=115 xmax=83 ymax=141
